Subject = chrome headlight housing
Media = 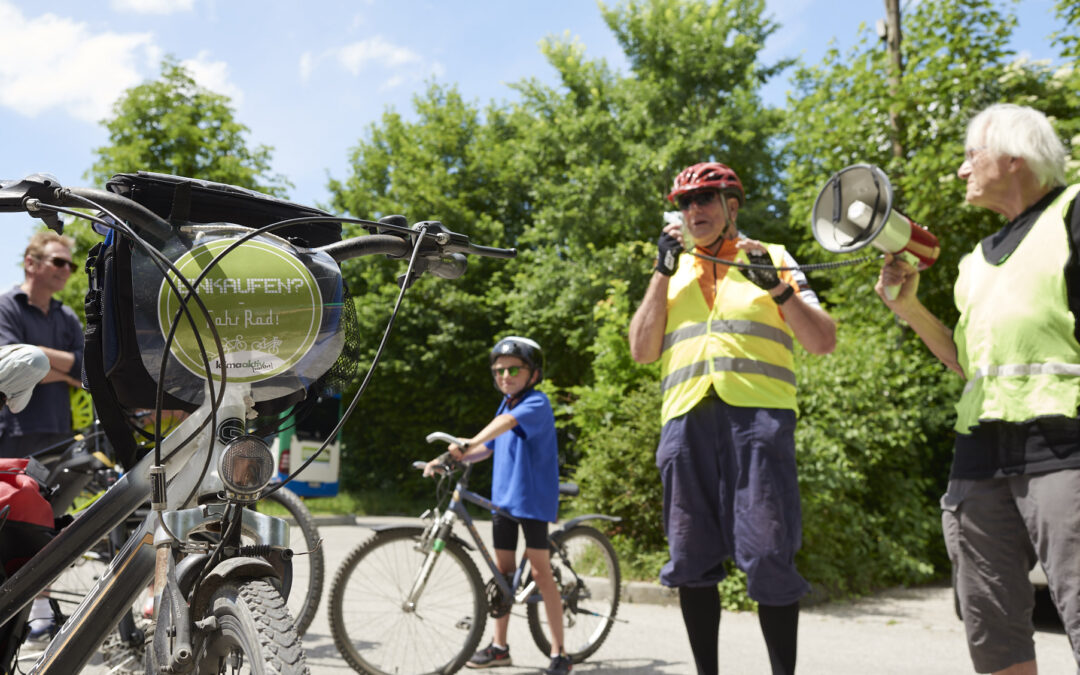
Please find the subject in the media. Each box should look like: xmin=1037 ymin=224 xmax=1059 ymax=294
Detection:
xmin=219 ymin=435 xmax=275 ymax=499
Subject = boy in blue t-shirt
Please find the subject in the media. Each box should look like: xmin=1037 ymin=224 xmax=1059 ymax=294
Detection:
xmin=424 ymin=336 xmax=569 ymax=675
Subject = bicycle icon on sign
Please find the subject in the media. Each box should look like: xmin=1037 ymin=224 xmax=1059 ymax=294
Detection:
xmin=220 ymin=335 xmax=247 ymax=354
xmin=250 ymin=336 xmax=282 ymax=355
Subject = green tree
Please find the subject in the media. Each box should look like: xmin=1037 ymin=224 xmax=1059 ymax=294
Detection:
xmin=87 ymin=56 xmax=289 ymax=194
xmin=326 ymin=0 xmax=790 ymax=503
xmin=55 ymin=57 xmax=292 ymax=324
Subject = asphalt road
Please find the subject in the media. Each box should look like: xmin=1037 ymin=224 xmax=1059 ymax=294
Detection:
xmin=70 ymin=516 xmax=1076 ymax=674
xmin=301 ymin=518 xmax=1076 ymax=675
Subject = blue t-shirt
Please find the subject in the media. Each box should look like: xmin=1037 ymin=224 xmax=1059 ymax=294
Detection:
xmin=486 ymin=389 xmax=559 ymax=522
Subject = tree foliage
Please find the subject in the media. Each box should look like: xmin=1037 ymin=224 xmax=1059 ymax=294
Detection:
xmin=87 ymin=56 xmax=290 ymax=194
xmin=55 ymin=58 xmax=293 ymax=324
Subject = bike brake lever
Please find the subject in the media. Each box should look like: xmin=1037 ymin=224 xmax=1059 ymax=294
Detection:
xmin=0 ymin=174 xmax=65 ymax=232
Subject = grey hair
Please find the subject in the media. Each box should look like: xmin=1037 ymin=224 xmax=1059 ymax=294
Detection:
xmin=966 ymin=103 xmax=1067 ymax=188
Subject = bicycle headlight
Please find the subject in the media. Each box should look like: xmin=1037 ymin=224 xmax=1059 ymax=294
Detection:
xmin=219 ymin=435 xmax=275 ymax=499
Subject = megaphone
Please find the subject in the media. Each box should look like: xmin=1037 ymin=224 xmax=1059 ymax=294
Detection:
xmin=811 ymin=164 xmax=940 ymax=299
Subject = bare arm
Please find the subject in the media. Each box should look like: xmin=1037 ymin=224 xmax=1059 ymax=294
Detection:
xmin=40 ymin=369 xmax=81 ymax=386
xmin=37 ymin=346 xmax=75 ymax=375
xmin=629 ymin=271 xmax=670 ymax=364
xmin=772 ymin=284 xmax=837 ymax=355
xmin=424 ymin=413 xmax=520 ymax=475
xmin=453 ymin=413 xmax=519 ymax=462
xmin=876 ymin=253 xmax=962 ymax=375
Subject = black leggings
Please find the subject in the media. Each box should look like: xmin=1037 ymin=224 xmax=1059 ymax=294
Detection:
xmin=678 ymin=586 xmax=799 ymax=675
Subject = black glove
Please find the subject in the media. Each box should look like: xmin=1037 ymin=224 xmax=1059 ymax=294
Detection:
xmin=656 ymin=233 xmax=683 ymax=276
xmin=742 ymin=249 xmax=780 ymax=290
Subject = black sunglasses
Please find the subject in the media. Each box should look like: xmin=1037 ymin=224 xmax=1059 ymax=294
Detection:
xmin=37 ymin=255 xmax=77 ymax=272
xmin=676 ymin=190 xmax=720 ymax=210
xmin=491 ymin=366 xmax=523 ymax=377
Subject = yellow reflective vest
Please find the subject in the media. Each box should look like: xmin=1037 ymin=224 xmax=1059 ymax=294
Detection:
xmin=953 ymin=184 xmax=1080 ymax=433
xmin=660 ymin=243 xmax=797 ymax=426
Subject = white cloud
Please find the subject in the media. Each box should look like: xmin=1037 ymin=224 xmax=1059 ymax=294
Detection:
xmin=336 ymin=37 xmax=422 ymax=74
xmin=110 ymin=0 xmax=195 ymax=15
xmin=181 ymin=51 xmax=243 ymax=103
xmin=0 ymin=2 xmax=158 ymax=122
xmin=303 ymin=36 xmax=445 ymax=91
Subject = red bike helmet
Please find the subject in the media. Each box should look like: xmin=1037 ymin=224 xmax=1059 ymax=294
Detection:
xmin=667 ymin=162 xmax=745 ymax=206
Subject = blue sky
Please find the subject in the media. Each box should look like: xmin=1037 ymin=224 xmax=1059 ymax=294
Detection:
xmin=0 ymin=0 xmax=1066 ymax=291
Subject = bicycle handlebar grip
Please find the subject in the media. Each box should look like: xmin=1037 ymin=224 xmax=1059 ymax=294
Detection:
xmin=318 ymin=235 xmax=412 ymax=263
xmin=425 ymin=431 xmax=459 ymax=446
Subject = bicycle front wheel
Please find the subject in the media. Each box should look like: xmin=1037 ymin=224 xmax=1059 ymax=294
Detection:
xmin=329 ymin=526 xmax=486 ymax=675
xmin=159 ymin=578 xmax=307 ymax=675
xmin=527 ymin=524 xmax=621 ymax=663
xmin=259 ymin=486 xmax=324 ymax=636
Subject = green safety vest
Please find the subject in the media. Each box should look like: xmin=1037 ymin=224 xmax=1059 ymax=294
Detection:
xmin=953 ymin=183 xmax=1080 ymax=433
xmin=659 ymin=243 xmax=797 ymax=426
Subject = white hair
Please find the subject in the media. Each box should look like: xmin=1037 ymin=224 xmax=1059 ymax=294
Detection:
xmin=966 ymin=103 xmax=1067 ymax=188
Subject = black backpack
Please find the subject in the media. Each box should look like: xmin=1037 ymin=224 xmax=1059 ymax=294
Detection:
xmin=83 ymin=172 xmax=345 ymax=468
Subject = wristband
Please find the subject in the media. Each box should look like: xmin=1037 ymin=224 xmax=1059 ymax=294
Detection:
xmin=772 ymin=285 xmax=795 ymax=305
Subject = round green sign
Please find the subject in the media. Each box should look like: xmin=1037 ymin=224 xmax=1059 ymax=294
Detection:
xmin=158 ymin=238 xmax=322 ymax=383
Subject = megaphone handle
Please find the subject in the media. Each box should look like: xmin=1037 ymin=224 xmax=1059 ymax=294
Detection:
xmin=884 ymin=251 xmax=919 ymax=301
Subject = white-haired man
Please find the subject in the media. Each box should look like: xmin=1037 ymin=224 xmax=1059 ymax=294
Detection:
xmin=878 ymin=103 xmax=1080 ymax=674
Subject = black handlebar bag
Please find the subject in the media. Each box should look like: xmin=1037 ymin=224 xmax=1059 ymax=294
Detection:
xmin=83 ymin=172 xmax=351 ymax=467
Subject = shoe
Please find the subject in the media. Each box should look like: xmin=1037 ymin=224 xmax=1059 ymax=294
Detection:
xmin=543 ymin=654 xmax=572 ymax=674
xmin=466 ymin=643 xmax=512 ymax=668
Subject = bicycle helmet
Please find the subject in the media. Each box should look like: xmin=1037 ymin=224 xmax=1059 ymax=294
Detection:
xmin=490 ymin=336 xmax=543 ymax=386
xmin=667 ymin=162 xmax=745 ymax=206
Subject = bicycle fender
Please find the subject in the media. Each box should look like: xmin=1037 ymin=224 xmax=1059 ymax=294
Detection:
xmin=368 ymin=523 xmax=476 ymax=552
xmin=204 ymin=556 xmax=281 ymax=585
xmin=552 ymin=514 xmax=621 ymax=537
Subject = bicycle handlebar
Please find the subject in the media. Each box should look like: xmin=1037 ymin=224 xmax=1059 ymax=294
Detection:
xmin=425 ymin=431 xmax=459 ymax=446
xmin=0 ymin=174 xmax=516 ymax=269
xmin=0 ymin=174 xmax=174 ymax=241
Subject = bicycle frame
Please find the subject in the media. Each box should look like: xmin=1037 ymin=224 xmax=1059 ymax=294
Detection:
xmin=407 ymin=461 xmax=620 ymax=615
xmin=408 ymin=464 xmax=525 ymax=608
xmin=0 ymin=385 xmax=289 ymax=674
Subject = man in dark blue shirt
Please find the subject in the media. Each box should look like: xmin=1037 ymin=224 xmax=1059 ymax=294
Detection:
xmin=0 ymin=231 xmax=83 ymax=459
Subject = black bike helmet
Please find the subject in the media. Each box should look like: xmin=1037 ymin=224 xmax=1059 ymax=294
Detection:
xmin=490 ymin=336 xmax=543 ymax=386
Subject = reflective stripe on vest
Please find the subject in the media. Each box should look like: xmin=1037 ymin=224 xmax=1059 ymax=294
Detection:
xmin=962 ymin=362 xmax=1080 ymax=395
xmin=953 ymin=183 xmax=1080 ymax=432
xmin=660 ymin=242 xmax=797 ymax=425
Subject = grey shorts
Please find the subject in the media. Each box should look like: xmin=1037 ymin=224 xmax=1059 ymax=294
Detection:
xmin=941 ymin=469 xmax=1080 ymax=673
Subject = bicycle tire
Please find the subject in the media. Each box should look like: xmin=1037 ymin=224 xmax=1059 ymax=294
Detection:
xmin=162 ymin=577 xmax=307 ymax=675
xmin=526 ymin=524 xmax=621 ymax=663
xmin=259 ymin=486 xmax=324 ymax=637
xmin=328 ymin=526 xmax=486 ymax=675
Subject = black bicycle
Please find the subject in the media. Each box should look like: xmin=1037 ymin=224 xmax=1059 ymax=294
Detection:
xmin=328 ymin=431 xmax=622 ymax=675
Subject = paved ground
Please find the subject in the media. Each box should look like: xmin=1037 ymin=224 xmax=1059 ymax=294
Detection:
xmin=299 ymin=517 xmax=1076 ymax=675
xmin=57 ymin=515 xmax=1080 ymax=673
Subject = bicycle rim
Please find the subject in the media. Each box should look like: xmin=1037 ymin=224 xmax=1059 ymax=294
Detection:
xmin=527 ymin=525 xmax=621 ymax=663
xmin=329 ymin=527 xmax=486 ymax=675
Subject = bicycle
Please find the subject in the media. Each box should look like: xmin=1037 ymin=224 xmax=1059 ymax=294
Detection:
xmin=328 ymin=431 xmax=623 ymax=675
xmin=0 ymin=172 xmax=514 ymax=674
xmin=7 ymin=406 xmax=325 ymax=673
